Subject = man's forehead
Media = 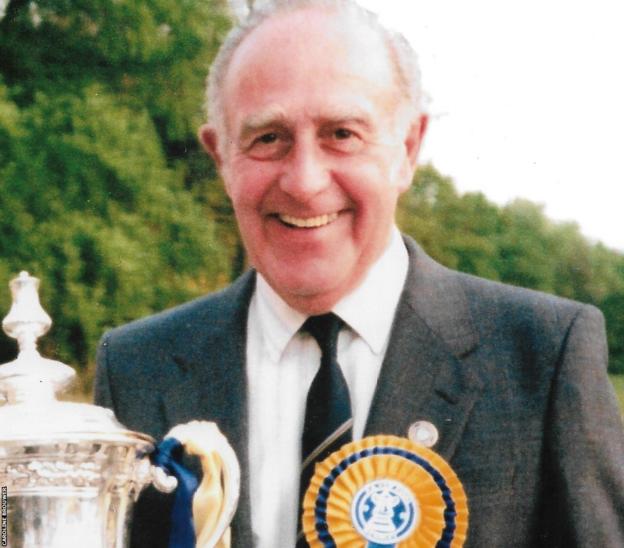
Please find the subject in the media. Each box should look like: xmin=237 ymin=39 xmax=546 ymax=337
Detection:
xmin=222 ymin=12 xmax=401 ymax=134
xmin=223 ymin=7 xmax=395 ymax=94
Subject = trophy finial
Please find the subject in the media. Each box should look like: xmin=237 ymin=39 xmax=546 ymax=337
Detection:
xmin=2 ymin=271 xmax=52 ymax=353
xmin=0 ymin=271 xmax=74 ymax=404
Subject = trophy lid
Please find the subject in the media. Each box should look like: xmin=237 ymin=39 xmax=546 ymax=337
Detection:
xmin=0 ymin=271 xmax=152 ymax=449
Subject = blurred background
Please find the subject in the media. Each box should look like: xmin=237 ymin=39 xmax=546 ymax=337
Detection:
xmin=0 ymin=0 xmax=622 ymax=403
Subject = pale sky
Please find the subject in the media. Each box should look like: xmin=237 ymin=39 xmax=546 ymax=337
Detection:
xmin=360 ymin=0 xmax=624 ymax=251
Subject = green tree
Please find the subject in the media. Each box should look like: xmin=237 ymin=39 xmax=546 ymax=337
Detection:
xmin=0 ymin=85 xmax=229 ymax=381
xmin=0 ymin=1 xmax=235 ymax=388
xmin=602 ymin=292 xmax=624 ymax=374
xmin=399 ymin=165 xmax=500 ymax=280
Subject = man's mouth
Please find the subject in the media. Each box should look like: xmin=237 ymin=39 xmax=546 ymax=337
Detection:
xmin=277 ymin=212 xmax=339 ymax=228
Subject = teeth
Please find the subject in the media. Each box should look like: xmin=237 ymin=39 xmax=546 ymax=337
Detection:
xmin=279 ymin=212 xmax=339 ymax=228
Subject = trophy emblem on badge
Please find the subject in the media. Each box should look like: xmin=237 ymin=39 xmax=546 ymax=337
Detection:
xmin=352 ymin=479 xmax=419 ymax=544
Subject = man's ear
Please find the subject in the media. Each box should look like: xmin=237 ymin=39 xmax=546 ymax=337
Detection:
xmin=397 ymin=113 xmax=428 ymax=192
xmin=198 ymin=124 xmax=223 ymax=170
xmin=405 ymin=113 xmax=428 ymax=170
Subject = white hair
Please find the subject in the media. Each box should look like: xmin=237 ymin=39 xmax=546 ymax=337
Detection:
xmin=206 ymin=0 xmax=423 ymax=137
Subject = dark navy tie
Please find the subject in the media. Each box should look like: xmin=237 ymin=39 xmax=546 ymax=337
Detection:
xmin=297 ymin=313 xmax=353 ymax=546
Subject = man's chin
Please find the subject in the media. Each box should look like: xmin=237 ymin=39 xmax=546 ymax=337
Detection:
xmin=268 ymin=276 xmax=347 ymax=315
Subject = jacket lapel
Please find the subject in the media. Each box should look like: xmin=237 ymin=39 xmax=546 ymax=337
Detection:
xmin=365 ymin=237 xmax=484 ymax=461
xmin=162 ymin=271 xmax=256 ymax=547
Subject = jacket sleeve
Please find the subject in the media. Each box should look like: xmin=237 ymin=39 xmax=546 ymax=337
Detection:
xmin=93 ymin=330 xmax=173 ymax=548
xmin=546 ymin=304 xmax=624 ymax=545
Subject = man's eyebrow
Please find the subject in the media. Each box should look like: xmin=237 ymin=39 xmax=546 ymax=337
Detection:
xmin=238 ymin=106 xmax=375 ymax=141
xmin=239 ymin=109 xmax=289 ymax=140
xmin=315 ymin=107 xmax=374 ymax=130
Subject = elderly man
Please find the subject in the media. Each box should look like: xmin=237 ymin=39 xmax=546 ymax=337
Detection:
xmin=95 ymin=1 xmax=624 ymax=546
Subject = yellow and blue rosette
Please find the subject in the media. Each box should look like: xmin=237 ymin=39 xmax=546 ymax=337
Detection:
xmin=302 ymin=435 xmax=468 ymax=548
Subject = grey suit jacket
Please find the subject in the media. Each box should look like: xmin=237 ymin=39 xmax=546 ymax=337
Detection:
xmin=95 ymin=236 xmax=624 ymax=547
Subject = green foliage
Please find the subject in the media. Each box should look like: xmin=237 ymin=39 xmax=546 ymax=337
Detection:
xmin=0 ymin=0 xmax=234 ymax=386
xmin=603 ymin=290 xmax=624 ymax=374
xmin=398 ymin=165 xmax=624 ymax=373
xmin=397 ymin=166 xmax=502 ymax=281
xmin=0 ymin=84 xmax=229 ymax=378
xmin=1 ymin=0 xmax=230 ymax=139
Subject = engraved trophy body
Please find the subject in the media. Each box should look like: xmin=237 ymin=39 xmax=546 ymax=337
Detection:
xmin=0 ymin=272 xmax=239 ymax=548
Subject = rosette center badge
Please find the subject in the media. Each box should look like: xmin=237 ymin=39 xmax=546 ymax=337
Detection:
xmin=351 ymin=479 xmax=418 ymax=544
xmin=302 ymin=435 xmax=469 ymax=547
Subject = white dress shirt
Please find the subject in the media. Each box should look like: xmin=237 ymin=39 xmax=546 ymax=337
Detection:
xmin=246 ymin=227 xmax=408 ymax=547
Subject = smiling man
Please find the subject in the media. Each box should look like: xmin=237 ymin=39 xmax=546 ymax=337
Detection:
xmin=200 ymin=3 xmax=425 ymax=316
xmin=95 ymin=1 xmax=624 ymax=547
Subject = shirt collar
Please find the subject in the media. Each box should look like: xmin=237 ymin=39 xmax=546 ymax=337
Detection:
xmin=254 ymin=226 xmax=408 ymax=360
xmin=255 ymin=275 xmax=307 ymax=363
xmin=333 ymin=227 xmax=408 ymax=355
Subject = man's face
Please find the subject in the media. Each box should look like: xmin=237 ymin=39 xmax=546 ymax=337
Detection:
xmin=201 ymin=8 xmax=426 ymax=314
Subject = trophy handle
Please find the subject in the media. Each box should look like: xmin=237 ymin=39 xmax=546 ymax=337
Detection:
xmin=162 ymin=421 xmax=241 ymax=548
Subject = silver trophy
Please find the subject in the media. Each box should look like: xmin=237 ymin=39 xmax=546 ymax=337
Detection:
xmin=0 ymin=272 xmax=239 ymax=548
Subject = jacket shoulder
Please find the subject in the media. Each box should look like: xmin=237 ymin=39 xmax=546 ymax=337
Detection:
xmin=402 ymin=235 xmax=603 ymax=351
xmin=452 ymin=269 xmax=606 ymax=373
xmin=456 ymin=268 xmax=601 ymax=331
xmin=95 ymin=270 xmax=255 ymax=396
xmin=101 ymin=270 xmax=255 ymax=349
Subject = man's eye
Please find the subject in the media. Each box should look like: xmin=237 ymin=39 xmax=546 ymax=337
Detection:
xmin=324 ymin=127 xmax=363 ymax=153
xmin=246 ymin=131 xmax=290 ymax=160
xmin=258 ymin=132 xmax=278 ymax=144
xmin=334 ymin=128 xmax=353 ymax=140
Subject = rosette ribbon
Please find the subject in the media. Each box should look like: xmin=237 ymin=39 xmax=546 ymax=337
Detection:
xmin=302 ymin=435 xmax=469 ymax=548
xmin=151 ymin=421 xmax=240 ymax=548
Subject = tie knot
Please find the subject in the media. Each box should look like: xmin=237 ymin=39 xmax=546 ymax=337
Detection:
xmin=302 ymin=313 xmax=343 ymax=355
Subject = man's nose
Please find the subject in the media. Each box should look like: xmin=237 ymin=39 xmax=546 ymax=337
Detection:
xmin=278 ymin=140 xmax=330 ymax=201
